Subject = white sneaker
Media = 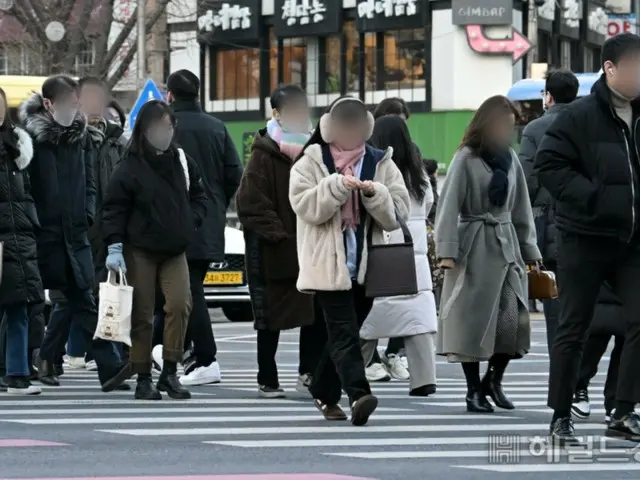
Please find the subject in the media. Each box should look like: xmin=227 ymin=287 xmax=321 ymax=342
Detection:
xmin=365 ymin=362 xmax=391 ymax=382
xmin=85 ymin=360 xmax=97 ymax=371
xmin=399 ymin=355 xmax=409 ymax=370
xmin=382 ymin=353 xmax=410 ymax=380
xmin=295 ymin=373 xmax=313 ymax=397
xmin=179 ymin=362 xmax=221 ymax=386
xmin=152 ymin=345 xmax=163 ymax=373
xmin=67 ymin=356 xmax=86 ymax=369
xmin=571 ymin=389 xmax=590 ymax=418
xmin=7 ymin=381 xmax=41 ymax=395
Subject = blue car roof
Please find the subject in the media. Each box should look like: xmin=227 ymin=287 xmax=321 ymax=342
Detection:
xmin=507 ymin=73 xmax=600 ymax=101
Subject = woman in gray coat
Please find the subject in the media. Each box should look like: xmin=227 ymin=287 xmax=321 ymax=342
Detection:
xmin=435 ymin=96 xmax=541 ymax=413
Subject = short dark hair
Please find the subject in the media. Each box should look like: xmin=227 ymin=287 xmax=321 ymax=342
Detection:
xmin=78 ymin=76 xmax=105 ymax=90
xmin=166 ymin=69 xmax=200 ymax=100
xmin=545 ymin=69 xmax=579 ymax=104
xmin=270 ymin=84 xmax=307 ymax=111
xmin=107 ymin=99 xmax=126 ymax=128
xmin=373 ymin=97 xmax=410 ymax=120
xmin=41 ymin=75 xmax=78 ymax=102
xmin=602 ymin=33 xmax=640 ymax=67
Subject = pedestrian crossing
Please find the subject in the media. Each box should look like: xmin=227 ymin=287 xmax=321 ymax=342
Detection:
xmin=1 ymin=364 xmax=639 ymax=474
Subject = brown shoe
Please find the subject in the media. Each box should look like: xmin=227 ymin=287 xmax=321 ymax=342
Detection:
xmin=350 ymin=394 xmax=378 ymax=426
xmin=314 ymin=399 xmax=347 ymax=420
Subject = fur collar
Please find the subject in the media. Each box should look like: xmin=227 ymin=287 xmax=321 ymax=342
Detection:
xmin=18 ymin=93 xmax=87 ymax=145
xmin=13 ymin=126 xmax=34 ymax=170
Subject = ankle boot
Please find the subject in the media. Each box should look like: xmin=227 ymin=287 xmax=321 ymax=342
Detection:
xmin=135 ymin=375 xmax=162 ymax=400
xmin=465 ymin=389 xmax=494 ymax=413
xmin=482 ymin=365 xmax=514 ymax=410
xmin=157 ymin=361 xmax=191 ymax=399
xmin=36 ymin=356 xmax=60 ymax=386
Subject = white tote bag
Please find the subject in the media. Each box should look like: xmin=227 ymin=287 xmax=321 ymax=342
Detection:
xmin=95 ymin=269 xmax=133 ymax=346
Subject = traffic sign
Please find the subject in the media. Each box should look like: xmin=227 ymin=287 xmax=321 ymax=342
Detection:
xmin=607 ymin=14 xmax=637 ymax=39
xmin=128 ymin=79 xmax=164 ymax=129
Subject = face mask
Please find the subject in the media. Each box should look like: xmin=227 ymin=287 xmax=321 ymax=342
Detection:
xmin=52 ymin=107 xmax=77 ymax=127
xmin=146 ymin=127 xmax=174 ymax=152
xmin=280 ymin=118 xmax=311 ymax=135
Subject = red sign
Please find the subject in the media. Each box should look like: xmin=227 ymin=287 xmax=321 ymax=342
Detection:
xmin=464 ymin=25 xmax=533 ymax=64
xmin=607 ymin=19 xmax=636 ymax=38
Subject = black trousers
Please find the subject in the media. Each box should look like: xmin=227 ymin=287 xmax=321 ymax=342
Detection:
xmin=576 ymin=333 xmax=624 ymax=413
xmin=310 ymin=283 xmax=373 ymax=405
xmin=548 ymin=233 xmax=640 ymax=411
xmin=153 ymin=259 xmax=217 ymax=366
xmin=256 ymin=304 xmax=325 ymax=388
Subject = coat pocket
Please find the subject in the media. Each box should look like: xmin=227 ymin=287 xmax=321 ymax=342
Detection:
xmin=263 ymin=237 xmax=299 ymax=281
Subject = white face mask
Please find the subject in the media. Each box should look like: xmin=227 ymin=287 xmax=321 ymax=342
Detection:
xmin=52 ymin=107 xmax=77 ymax=127
xmin=145 ymin=127 xmax=174 ymax=152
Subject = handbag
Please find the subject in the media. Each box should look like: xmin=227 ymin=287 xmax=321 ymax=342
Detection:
xmin=95 ymin=269 xmax=133 ymax=346
xmin=365 ymin=208 xmax=418 ymax=298
xmin=528 ymin=263 xmax=558 ymax=300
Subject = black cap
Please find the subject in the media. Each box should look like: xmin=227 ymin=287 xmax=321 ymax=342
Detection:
xmin=166 ymin=70 xmax=200 ymax=99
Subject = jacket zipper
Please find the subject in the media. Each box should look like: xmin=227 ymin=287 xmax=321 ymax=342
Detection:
xmin=7 ymin=166 xmax=28 ymax=291
xmin=611 ymin=107 xmax=636 ymax=242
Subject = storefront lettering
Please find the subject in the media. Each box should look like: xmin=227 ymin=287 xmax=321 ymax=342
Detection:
xmin=457 ymin=6 xmax=506 ymax=19
xmin=357 ymin=0 xmax=417 ymax=19
xmin=198 ymin=3 xmax=251 ymax=32
xmin=281 ymin=0 xmax=327 ymax=26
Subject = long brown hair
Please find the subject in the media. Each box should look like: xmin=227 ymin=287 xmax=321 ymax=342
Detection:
xmin=459 ymin=95 xmax=519 ymax=151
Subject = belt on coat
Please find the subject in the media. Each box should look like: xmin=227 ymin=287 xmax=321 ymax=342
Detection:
xmin=459 ymin=212 xmax=516 ymax=264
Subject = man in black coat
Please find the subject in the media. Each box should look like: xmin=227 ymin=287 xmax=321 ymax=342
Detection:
xmin=19 ymin=75 xmax=129 ymax=391
xmin=519 ymin=69 xmax=579 ymax=352
xmin=535 ymin=33 xmax=640 ymax=443
xmin=152 ymin=69 xmax=242 ymax=385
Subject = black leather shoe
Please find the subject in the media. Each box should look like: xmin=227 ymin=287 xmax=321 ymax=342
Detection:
xmin=101 ymin=364 xmax=133 ymax=392
xmin=115 ymin=382 xmax=131 ymax=391
xmin=35 ymin=357 xmax=60 ymax=386
xmin=157 ymin=372 xmax=191 ymax=399
xmin=550 ymin=416 xmax=578 ymax=445
xmin=466 ymin=391 xmax=494 ymax=413
xmin=482 ymin=367 xmax=514 ymax=410
xmin=409 ymin=384 xmax=436 ymax=397
xmin=53 ymin=364 xmax=64 ymax=377
xmin=606 ymin=412 xmax=640 ymax=442
xmin=135 ymin=377 xmax=161 ymax=400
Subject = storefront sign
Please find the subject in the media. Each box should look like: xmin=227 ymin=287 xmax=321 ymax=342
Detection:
xmin=356 ymin=0 xmax=423 ymax=32
xmin=464 ymin=25 xmax=532 ymax=64
xmin=197 ymin=0 xmax=261 ymax=42
xmin=274 ymin=0 xmax=341 ymax=37
xmin=452 ymin=0 xmax=512 ymax=26
xmin=607 ymin=14 xmax=637 ymax=38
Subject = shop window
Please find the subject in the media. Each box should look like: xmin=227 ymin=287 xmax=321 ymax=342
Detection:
xmin=75 ymin=41 xmax=96 ymax=77
xmin=324 ymin=22 xmax=366 ymax=96
xmin=560 ymin=39 xmax=571 ymax=69
xmin=269 ymin=32 xmax=308 ymax=92
xmin=215 ymin=48 xmax=260 ymax=111
xmin=382 ymin=29 xmax=425 ymax=93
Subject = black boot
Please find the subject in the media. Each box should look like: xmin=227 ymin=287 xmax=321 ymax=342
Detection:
xmin=482 ymin=364 xmax=514 ymax=410
xmin=35 ymin=356 xmax=60 ymax=386
xmin=135 ymin=375 xmax=161 ymax=400
xmin=157 ymin=361 xmax=191 ymax=399
xmin=466 ymin=389 xmax=494 ymax=413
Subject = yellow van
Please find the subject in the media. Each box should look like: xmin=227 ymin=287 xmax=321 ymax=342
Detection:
xmin=0 ymin=76 xmax=48 ymax=121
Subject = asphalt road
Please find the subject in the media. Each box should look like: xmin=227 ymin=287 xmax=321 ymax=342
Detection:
xmin=1 ymin=312 xmax=638 ymax=480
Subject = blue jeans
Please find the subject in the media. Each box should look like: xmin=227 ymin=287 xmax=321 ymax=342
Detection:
xmin=67 ymin=320 xmax=86 ymax=357
xmin=4 ymin=303 xmax=29 ymax=377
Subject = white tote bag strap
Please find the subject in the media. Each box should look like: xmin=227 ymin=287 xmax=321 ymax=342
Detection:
xmin=177 ymin=148 xmax=190 ymax=191
xmin=106 ymin=269 xmax=117 ymax=285
xmin=118 ymin=268 xmax=128 ymax=286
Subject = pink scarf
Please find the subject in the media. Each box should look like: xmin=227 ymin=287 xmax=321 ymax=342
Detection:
xmin=330 ymin=144 xmax=366 ymax=229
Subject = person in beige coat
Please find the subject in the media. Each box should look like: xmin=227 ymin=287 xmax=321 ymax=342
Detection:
xmin=289 ymin=96 xmax=410 ymax=427
xmin=435 ymin=95 xmax=541 ymax=414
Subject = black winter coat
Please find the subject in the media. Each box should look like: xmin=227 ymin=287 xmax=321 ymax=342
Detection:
xmin=0 ymin=125 xmax=43 ymax=305
xmin=19 ymin=94 xmax=96 ymax=291
xmin=171 ymin=99 xmax=243 ymax=262
xmin=101 ymin=147 xmax=209 ymax=256
xmin=535 ymin=75 xmax=640 ymax=241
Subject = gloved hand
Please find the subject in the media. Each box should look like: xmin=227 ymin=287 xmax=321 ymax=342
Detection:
xmin=105 ymin=243 xmax=127 ymax=275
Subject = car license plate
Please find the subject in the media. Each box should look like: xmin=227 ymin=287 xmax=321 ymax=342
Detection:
xmin=204 ymin=271 xmax=243 ymax=285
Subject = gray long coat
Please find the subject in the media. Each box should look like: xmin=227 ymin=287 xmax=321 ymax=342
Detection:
xmin=434 ymin=147 xmax=541 ymax=361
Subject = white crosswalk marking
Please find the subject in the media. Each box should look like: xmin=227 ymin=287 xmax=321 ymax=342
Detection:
xmin=1 ymin=365 xmax=637 ymax=474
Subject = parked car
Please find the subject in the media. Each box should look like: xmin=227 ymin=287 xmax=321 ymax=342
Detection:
xmin=43 ymin=227 xmax=254 ymax=324
xmin=204 ymin=226 xmax=253 ymax=322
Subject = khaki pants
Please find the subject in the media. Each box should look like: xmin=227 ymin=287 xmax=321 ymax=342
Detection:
xmin=124 ymin=245 xmax=192 ymax=374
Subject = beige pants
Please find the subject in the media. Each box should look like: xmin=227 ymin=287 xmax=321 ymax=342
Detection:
xmin=124 ymin=245 xmax=192 ymax=374
xmin=361 ymin=333 xmax=437 ymax=390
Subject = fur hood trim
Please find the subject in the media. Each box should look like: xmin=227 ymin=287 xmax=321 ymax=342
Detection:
xmin=18 ymin=93 xmax=87 ymax=145
xmin=13 ymin=127 xmax=34 ymax=171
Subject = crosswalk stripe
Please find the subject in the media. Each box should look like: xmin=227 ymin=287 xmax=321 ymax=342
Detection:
xmin=324 ymin=448 xmax=632 ymax=459
xmin=97 ymin=422 xmax=605 ymax=436
xmin=456 ymin=464 xmax=640 ymax=472
xmin=0 ymin=406 xmax=412 ymax=415
xmin=3 ymin=413 xmax=517 ymax=425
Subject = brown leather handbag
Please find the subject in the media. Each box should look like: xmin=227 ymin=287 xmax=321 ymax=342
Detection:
xmin=365 ymin=210 xmax=418 ymax=298
xmin=528 ymin=264 xmax=558 ymax=300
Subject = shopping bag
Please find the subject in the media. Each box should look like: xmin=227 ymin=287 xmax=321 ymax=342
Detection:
xmin=95 ymin=269 xmax=133 ymax=346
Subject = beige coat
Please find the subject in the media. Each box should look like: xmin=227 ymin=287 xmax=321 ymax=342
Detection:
xmin=289 ymin=143 xmax=411 ymax=292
